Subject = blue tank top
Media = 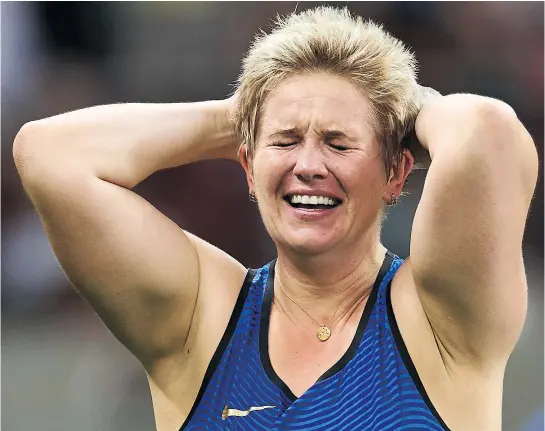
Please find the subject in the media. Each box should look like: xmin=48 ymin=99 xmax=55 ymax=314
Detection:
xmin=180 ymin=252 xmax=450 ymax=430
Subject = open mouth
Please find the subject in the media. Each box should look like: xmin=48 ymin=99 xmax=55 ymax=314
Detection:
xmin=283 ymin=194 xmax=342 ymax=210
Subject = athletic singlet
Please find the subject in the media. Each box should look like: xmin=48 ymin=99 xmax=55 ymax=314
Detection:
xmin=180 ymin=252 xmax=450 ymax=430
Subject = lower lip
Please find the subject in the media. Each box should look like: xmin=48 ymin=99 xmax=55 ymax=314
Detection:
xmin=284 ymin=200 xmax=340 ymax=221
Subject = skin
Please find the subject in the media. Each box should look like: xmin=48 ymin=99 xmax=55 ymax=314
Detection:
xmin=240 ymin=72 xmax=412 ymax=320
xmin=13 ymin=69 xmax=538 ymax=431
xmin=239 ymin=72 xmax=536 ymax=430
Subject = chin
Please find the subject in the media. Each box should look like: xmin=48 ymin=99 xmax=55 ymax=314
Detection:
xmin=277 ymin=231 xmax=340 ymax=256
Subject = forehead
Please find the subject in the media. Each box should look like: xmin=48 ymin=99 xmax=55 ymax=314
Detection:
xmin=260 ymin=73 xmax=375 ymax=138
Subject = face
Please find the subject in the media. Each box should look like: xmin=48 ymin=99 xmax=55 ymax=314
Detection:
xmin=240 ymin=72 xmax=411 ymax=256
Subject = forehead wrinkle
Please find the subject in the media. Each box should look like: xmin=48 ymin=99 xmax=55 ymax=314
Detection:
xmin=263 ymin=105 xmax=361 ymax=136
xmin=267 ymin=127 xmax=301 ymax=140
xmin=265 ymin=113 xmax=367 ymax=144
xmin=259 ymin=75 xmax=376 ymax=143
xmin=318 ymin=129 xmax=357 ymax=143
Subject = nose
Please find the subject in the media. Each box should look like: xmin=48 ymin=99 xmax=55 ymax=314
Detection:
xmin=292 ymin=143 xmax=328 ymax=182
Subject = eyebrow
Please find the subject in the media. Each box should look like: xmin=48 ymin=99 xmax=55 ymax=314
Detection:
xmin=322 ymin=130 xmax=356 ymax=142
xmin=267 ymin=128 xmax=356 ymax=142
xmin=268 ymin=128 xmax=299 ymax=139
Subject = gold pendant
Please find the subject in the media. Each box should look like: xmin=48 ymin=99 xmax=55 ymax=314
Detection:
xmin=317 ymin=326 xmax=331 ymax=342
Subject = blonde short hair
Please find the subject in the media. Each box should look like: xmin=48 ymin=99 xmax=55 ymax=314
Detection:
xmin=233 ymin=6 xmax=421 ymax=176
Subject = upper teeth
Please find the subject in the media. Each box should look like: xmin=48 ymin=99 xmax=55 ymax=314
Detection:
xmin=289 ymin=195 xmax=338 ymax=205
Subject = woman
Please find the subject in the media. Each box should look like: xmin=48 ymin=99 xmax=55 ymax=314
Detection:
xmin=13 ymin=7 xmax=538 ymax=431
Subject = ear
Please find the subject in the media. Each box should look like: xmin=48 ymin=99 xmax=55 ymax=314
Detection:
xmin=238 ymin=144 xmax=255 ymax=193
xmin=383 ymin=149 xmax=415 ymax=200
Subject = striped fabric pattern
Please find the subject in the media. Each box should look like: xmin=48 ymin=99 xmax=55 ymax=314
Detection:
xmin=181 ymin=256 xmax=449 ymax=430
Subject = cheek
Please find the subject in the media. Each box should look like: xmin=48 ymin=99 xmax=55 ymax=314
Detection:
xmin=252 ymin=152 xmax=287 ymax=194
xmin=338 ymin=158 xmax=385 ymax=196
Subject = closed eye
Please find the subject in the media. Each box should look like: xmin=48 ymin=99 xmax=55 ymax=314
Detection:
xmin=329 ymin=143 xmax=349 ymax=151
xmin=273 ymin=142 xmax=297 ymax=148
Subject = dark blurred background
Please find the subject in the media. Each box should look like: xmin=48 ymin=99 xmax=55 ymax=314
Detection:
xmin=2 ymin=2 xmax=543 ymax=431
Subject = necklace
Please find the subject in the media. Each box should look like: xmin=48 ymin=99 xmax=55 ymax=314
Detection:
xmin=276 ymin=265 xmax=381 ymax=342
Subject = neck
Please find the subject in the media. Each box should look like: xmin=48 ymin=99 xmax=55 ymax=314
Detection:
xmin=274 ymin=233 xmax=386 ymax=327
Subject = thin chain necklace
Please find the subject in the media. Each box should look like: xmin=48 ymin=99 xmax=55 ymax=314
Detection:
xmin=276 ymin=265 xmax=381 ymax=342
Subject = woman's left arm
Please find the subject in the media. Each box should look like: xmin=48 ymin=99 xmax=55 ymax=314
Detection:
xmin=409 ymin=92 xmax=539 ymax=367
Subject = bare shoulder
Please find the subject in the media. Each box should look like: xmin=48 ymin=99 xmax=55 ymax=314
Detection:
xmin=184 ymin=231 xmax=248 ymax=357
xmin=389 ymin=259 xmax=450 ymax=395
xmin=145 ymin=233 xmax=248 ymax=423
xmin=391 ymin=258 xmax=505 ymax=431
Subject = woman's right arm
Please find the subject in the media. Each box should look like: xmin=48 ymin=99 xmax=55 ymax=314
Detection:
xmin=13 ymin=99 xmax=246 ymax=365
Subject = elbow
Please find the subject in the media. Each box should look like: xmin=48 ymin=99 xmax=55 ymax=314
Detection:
xmin=427 ymin=94 xmax=538 ymax=194
xmin=466 ymin=97 xmax=535 ymax=150
xmin=13 ymin=120 xmax=63 ymax=185
xmin=471 ymin=99 xmax=539 ymax=192
xmin=13 ymin=121 xmax=44 ymax=178
xmin=468 ymin=97 xmax=519 ymax=140
xmin=473 ymin=96 xmax=517 ymax=120
xmin=445 ymin=95 xmax=520 ymax=140
xmin=13 ymin=121 xmax=37 ymax=159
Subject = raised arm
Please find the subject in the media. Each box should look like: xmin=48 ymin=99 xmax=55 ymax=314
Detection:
xmin=13 ymin=98 xmax=245 ymax=364
xmin=409 ymin=93 xmax=539 ymax=367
